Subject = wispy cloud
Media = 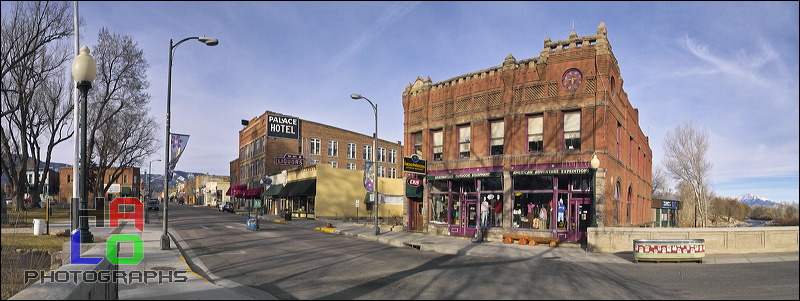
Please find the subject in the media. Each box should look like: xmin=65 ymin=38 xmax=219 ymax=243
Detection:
xmin=320 ymin=1 xmax=422 ymax=75
xmin=682 ymin=35 xmax=778 ymax=88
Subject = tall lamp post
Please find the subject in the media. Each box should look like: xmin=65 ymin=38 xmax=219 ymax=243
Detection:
xmin=71 ymin=46 xmax=97 ymax=243
xmin=148 ymin=159 xmax=161 ymax=199
xmin=589 ymin=154 xmax=600 ymax=227
xmin=162 ymin=36 xmax=218 ymax=250
xmin=350 ymin=93 xmax=379 ymax=236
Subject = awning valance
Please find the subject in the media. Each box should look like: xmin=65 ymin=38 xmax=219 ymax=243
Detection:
xmin=263 ymin=184 xmax=284 ymax=196
xmin=277 ymin=179 xmax=316 ymax=197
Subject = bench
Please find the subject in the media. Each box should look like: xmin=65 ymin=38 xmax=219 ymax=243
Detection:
xmin=502 ymin=234 xmax=559 ymax=247
xmin=633 ymin=239 xmax=705 ymax=263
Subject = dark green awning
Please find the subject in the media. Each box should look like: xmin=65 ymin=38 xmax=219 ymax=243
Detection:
xmin=263 ymin=184 xmax=284 ymax=196
xmin=277 ymin=179 xmax=316 ymax=196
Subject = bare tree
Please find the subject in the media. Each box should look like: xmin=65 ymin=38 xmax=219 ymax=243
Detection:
xmin=662 ymin=120 xmax=712 ymax=227
xmin=84 ymin=27 xmax=158 ymax=199
xmin=1 ymin=1 xmax=73 ymax=117
xmin=651 ymin=165 xmax=672 ymax=199
xmin=1 ymin=1 xmax=73 ymax=212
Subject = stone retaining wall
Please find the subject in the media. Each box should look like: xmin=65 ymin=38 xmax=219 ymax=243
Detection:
xmin=587 ymin=226 xmax=799 ymax=254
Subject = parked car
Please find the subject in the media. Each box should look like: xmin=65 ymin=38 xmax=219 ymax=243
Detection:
xmin=146 ymin=199 xmax=160 ymax=211
xmin=218 ymin=201 xmax=234 ymax=213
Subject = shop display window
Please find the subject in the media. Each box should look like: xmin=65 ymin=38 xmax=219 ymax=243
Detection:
xmin=512 ymin=193 xmax=552 ymax=230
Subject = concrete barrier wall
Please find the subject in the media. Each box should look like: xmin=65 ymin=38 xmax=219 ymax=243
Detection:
xmin=587 ymin=226 xmax=799 ymax=254
xmin=10 ymin=242 xmax=118 ymax=300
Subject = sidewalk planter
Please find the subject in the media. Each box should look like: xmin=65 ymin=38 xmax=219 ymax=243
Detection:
xmin=633 ymin=239 xmax=705 ymax=263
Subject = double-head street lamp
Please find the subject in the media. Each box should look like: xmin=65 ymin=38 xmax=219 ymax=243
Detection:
xmin=162 ymin=36 xmax=218 ymax=250
xmin=350 ymin=93 xmax=379 ymax=236
xmin=71 ymin=46 xmax=97 ymax=243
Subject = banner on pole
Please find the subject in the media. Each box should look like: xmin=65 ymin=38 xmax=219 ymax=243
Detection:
xmin=168 ymin=133 xmax=190 ymax=179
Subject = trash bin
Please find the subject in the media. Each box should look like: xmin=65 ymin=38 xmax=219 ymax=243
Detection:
xmin=284 ymin=211 xmax=292 ymax=221
xmin=33 ymin=219 xmax=45 ymax=235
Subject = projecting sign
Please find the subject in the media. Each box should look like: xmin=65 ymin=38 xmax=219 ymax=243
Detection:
xmin=276 ymin=153 xmax=304 ymax=166
xmin=267 ymin=114 xmax=300 ymax=139
xmin=403 ymin=155 xmax=427 ymax=174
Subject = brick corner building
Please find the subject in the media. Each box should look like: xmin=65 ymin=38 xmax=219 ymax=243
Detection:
xmin=401 ymin=22 xmax=652 ymax=242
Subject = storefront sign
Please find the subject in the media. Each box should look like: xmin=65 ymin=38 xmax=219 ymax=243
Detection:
xmin=511 ymin=168 xmax=589 ymax=176
xmin=276 ymin=153 xmax=304 ymax=166
xmin=267 ymin=114 xmax=300 ymax=139
xmin=426 ymin=171 xmax=502 ymax=180
xmin=661 ymin=200 xmax=679 ymax=210
xmin=403 ymin=155 xmax=427 ymax=174
xmin=407 ymin=177 xmax=421 ymax=187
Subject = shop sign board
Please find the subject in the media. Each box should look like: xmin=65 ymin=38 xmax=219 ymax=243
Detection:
xmin=403 ymin=155 xmax=427 ymax=174
xmin=276 ymin=153 xmax=303 ymax=166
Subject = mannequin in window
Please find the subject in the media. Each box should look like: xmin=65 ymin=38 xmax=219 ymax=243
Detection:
xmin=480 ymin=197 xmax=490 ymax=227
xmin=557 ymin=198 xmax=566 ymax=228
xmin=526 ymin=202 xmax=536 ymax=224
xmin=512 ymin=203 xmax=522 ymax=228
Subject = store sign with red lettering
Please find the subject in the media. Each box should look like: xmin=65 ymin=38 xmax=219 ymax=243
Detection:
xmin=407 ymin=177 xmax=421 ymax=187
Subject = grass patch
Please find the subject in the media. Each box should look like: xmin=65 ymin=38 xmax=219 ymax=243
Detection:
xmin=1 ymin=233 xmax=70 ymax=252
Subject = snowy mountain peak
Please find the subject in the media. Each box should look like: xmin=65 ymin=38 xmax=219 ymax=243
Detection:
xmin=738 ymin=194 xmax=779 ymax=207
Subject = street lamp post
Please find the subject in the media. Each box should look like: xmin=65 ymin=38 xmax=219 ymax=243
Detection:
xmin=350 ymin=93 xmax=379 ymax=236
xmin=71 ymin=46 xmax=97 ymax=243
xmin=590 ymin=154 xmax=600 ymax=227
xmin=162 ymin=36 xmax=218 ymax=250
xmin=148 ymin=159 xmax=161 ymax=199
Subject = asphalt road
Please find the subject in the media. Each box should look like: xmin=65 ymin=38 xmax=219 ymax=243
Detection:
xmin=170 ymin=205 xmax=800 ymax=300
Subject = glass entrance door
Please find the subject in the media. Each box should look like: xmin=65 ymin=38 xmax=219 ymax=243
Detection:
xmin=566 ymin=198 xmax=590 ymax=241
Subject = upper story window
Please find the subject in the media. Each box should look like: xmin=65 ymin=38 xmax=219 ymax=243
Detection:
xmin=346 ymin=163 xmax=356 ymax=170
xmin=329 ymin=161 xmax=338 ymax=168
xmin=363 ymin=145 xmax=373 ymax=161
xmin=388 ymin=149 xmax=397 ymax=164
xmin=490 ymin=120 xmax=504 ymax=155
xmin=432 ymin=130 xmax=443 ymax=161
xmin=459 ymin=125 xmax=470 ymax=158
xmin=528 ymin=115 xmax=544 ymax=152
xmin=564 ymin=111 xmax=581 ymax=151
xmin=310 ymin=138 xmax=321 ymax=155
xmin=377 ymin=166 xmax=386 ymax=178
xmin=377 ymin=147 xmax=386 ymax=162
xmin=388 ymin=167 xmax=397 ymax=178
xmin=347 ymin=143 xmax=357 ymax=159
xmin=412 ymin=132 xmax=422 ymax=156
xmin=328 ymin=140 xmax=338 ymax=157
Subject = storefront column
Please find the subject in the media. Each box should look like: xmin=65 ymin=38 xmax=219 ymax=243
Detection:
xmin=502 ymin=170 xmax=512 ymax=231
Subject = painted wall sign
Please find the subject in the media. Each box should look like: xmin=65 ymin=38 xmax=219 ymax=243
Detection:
xmin=267 ymin=114 xmax=300 ymax=139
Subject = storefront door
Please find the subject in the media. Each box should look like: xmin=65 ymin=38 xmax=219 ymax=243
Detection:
xmin=408 ymin=200 xmax=424 ymax=232
xmin=447 ymin=197 xmax=478 ymax=237
xmin=566 ymin=199 xmax=590 ymax=242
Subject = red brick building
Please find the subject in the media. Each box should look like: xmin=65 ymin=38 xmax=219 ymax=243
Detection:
xmin=401 ymin=22 xmax=652 ymax=242
xmin=58 ymin=166 xmax=141 ymax=204
xmin=232 ymin=110 xmax=403 ymax=193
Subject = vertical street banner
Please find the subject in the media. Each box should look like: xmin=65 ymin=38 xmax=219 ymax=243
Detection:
xmin=168 ymin=133 xmax=190 ymax=179
xmin=363 ymin=161 xmax=375 ymax=192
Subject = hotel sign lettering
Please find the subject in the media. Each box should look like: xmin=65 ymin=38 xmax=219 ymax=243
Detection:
xmin=267 ymin=114 xmax=300 ymax=139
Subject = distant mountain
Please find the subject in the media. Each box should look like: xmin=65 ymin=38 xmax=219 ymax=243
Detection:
xmin=738 ymin=194 xmax=782 ymax=208
xmin=144 ymin=170 xmax=207 ymax=192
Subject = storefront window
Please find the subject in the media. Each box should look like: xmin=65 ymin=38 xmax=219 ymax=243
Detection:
xmin=430 ymin=180 xmax=448 ymax=193
xmin=512 ymin=193 xmax=552 ymax=230
xmin=431 ymin=195 xmax=447 ymax=224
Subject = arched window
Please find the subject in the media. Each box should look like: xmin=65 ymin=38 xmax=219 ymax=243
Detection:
xmin=613 ymin=181 xmax=620 ymax=226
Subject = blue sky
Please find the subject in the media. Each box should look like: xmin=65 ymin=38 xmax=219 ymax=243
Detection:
xmin=29 ymin=2 xmax=800 ymax=203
